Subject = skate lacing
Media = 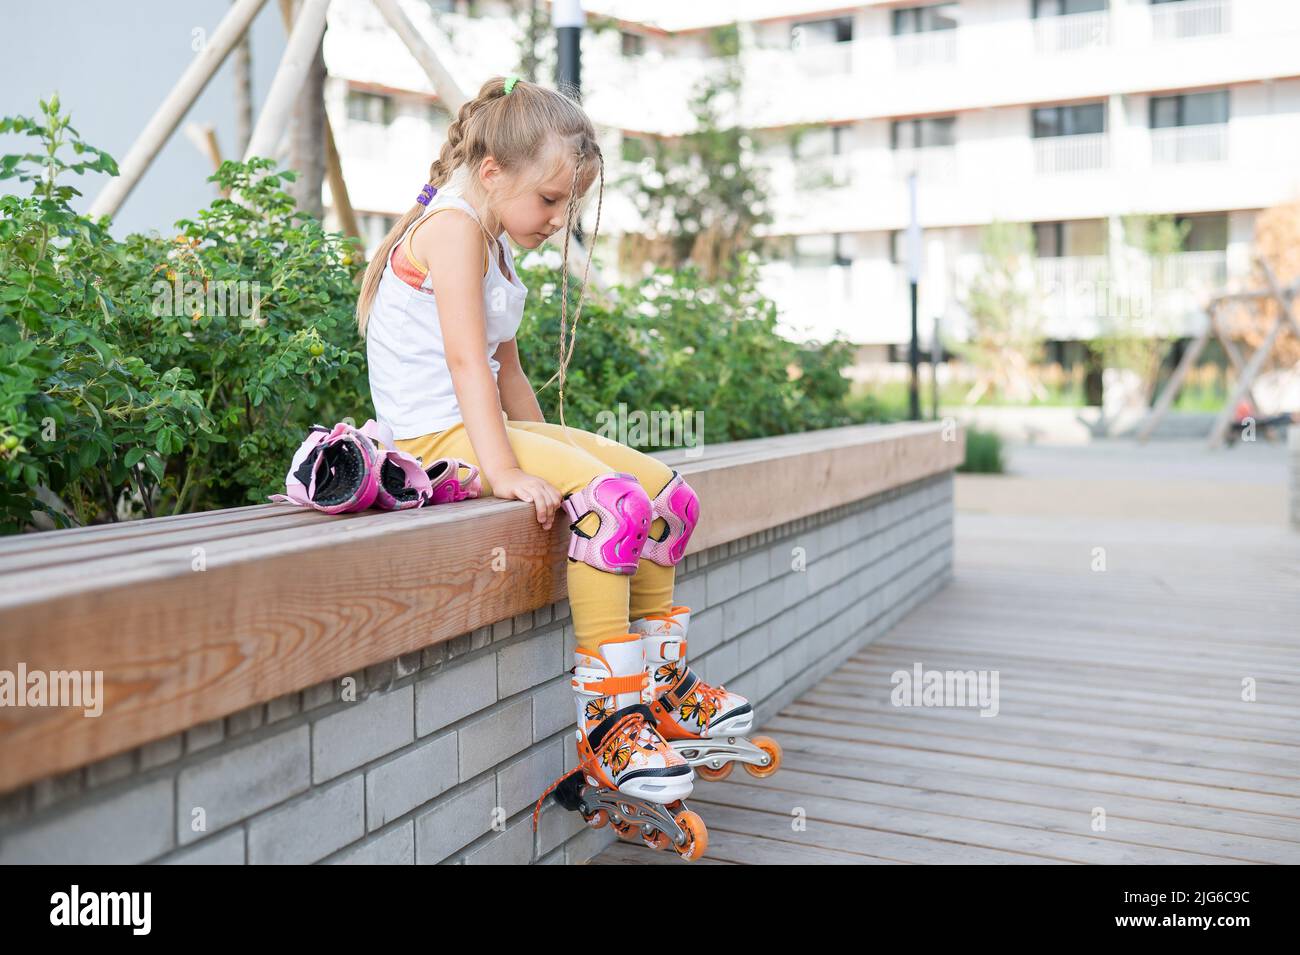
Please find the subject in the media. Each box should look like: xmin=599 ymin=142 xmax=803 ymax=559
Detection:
xmin=529 ymin=710 xmax=666 ymax=833
xmin=694 ymin=679 xmax=731 ymax=732
xmin=600 ymin=710 xmax=661 ymax=760
xmin=531 ymin=772 xmax=568 ymax=832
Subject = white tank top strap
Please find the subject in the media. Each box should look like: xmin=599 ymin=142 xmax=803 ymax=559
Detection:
xmin=400 ymin=191 xmax=495 ymax=279
xmin=366 ymin=189 xmax=529 ymax=439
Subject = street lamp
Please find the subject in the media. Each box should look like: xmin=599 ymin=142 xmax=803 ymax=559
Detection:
xmin=554 ymin=0 xmax=584 ymax=99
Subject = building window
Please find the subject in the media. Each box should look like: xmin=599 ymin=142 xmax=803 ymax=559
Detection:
xmin=1175 ymin=213 xmax=1228 ymax=251
xmin=791 ymin=15 xmax=853 ymax=49
xmin=428 ymin=102 xmax=451 ymax=127
xmin=347 ymin=90 xmax=394 ymax=126
xmin=791 ymin=233 xmax=851 ymax=268
xmin=833 ymin=233 xmax=852 ymax=267
xmin=892 ymin=3 xmax=960 ymax=34
xmin=1034 ymin=221 xmax=1063 ymax=257
xmin=1150 ymin=90 xmax=1229 ymax=128
xmin=1032 ymin=102 xmax=1105 ymax=137
xmin=792 ymin=125 xmax=844 ymax=160
xmin=891 ymin=116 xmax=956 ymax=149
xmin=620 ymin=31 xmax=645 ymax=57
xmin=1033 ymin=219 xmax=1107 ymax=257
xmin=1032 ymin=0 xmax=1107 ymax=16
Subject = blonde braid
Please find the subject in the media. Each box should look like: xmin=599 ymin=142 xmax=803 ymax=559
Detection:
xmin=550 ymin=145 xmax=604 ymax=448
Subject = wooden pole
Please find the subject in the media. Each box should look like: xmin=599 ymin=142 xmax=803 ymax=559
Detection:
xmin=233 ymin=1 xmax=254 ymax=157
xmin=1205 ymin=261 xmax=1299 ymax=448
xmin=1210 ymin=304 xmax=1259 ymax=410
xmin=87 ymin=0 xmax=271 ymax=220
xmin=274 ymin=0 xmax=359 ymax=239
xmin=370 ymin=0 xmax=468 ymax=112
xmin=244 ymin=0 xmax=332 ymax=162
xmin=324 ymin=122 xmax=360 ymax=240
xmin=1136 ymin=307 xmax=1213 ymax=443
xmin=182 ymin=122 xmax=227 ymax=183
xmin=368 ymin=0 xmax=607 ymax=293
xmin=289 ymin=13 xmax=328 ymax=217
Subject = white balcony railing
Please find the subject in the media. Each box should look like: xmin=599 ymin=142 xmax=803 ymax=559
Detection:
xmin=892 ymin=30 xmax=958 ymax=70
xmin=1152 ymin=250 xmax=1229 ymax=292
xmin=1151 ymin=0 xmax=1232 ymax=41
xmin=1033 ymin=255 xmax=1111 ymax=294
xmin=760 ymin=251 xmax=1236 ymax=343
xmin=790 ymin=40 xmax=854 ymax=76
xmin=1033 ymin=134 xmax=1109 ymax=175
xmin=1033 ymin=10 xmax=1111 ymax=54
xmin=1150 ymin=124 xmax=1229 ymax=164
xmin=794 ymin=154 xmax=855 ymax=192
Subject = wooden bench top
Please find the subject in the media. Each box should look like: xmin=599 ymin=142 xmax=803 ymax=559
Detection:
xmin=0 ymin=421 xmax=962 ymax=793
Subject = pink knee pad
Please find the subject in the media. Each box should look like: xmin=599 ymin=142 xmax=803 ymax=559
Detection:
xmin=562 ymin=472 xmax=652 ymax=575
xmin=642 ymin=469 xmax=699 ymax=566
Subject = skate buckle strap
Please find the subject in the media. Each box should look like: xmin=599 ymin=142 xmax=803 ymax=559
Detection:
xmin=656 ymin=667 xmax=698 ymax=711
xmin=571 ymin=668 xmax=649 ymax=697
xmin=650 ymin=636 xmax=686 ymax=663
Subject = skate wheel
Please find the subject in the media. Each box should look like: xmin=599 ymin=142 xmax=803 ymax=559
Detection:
xmin=641 ymin=828 xmax=671 ymax=851
xmin=695 ymin=761 xmax=733 ymax=782
xmin=584 ymin=809 xmax=609 ymax=830
xmin=742 ymin=736 xmax=782 ymax=778
xmin=611 ymin=819 xmax=639 ymax=842
xmin=672 ymin=809 xmax=708 ymax=862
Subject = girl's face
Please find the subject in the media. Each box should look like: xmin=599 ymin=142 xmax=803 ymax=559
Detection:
xmin=482 ymin=156 xmax=592 ymax=250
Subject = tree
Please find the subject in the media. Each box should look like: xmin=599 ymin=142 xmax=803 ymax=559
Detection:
xmin=1227 ymin=197 xmax=1300 ymax=368
xmin=1093 ymin=213 xmax=1191 ymax=405
xmin=954 ymin=221 xmax=1046 ymax=404
xmin=614 ymin=24 xmax=772 ymax=282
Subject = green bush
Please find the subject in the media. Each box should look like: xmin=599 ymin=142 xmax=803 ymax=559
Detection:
xmin=515 ymin=253 xmax=866 ymax=446
xmin=958 ymin=428 xmax=1005 ymax=474
xmin=1 ymin=96 xmax=884 ymax=534
xmin=0 ymin=97 xmax=367 ymax=533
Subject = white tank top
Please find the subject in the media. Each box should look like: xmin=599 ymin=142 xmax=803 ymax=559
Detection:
xmin=366 ymin=190 xmax=528 ymax=438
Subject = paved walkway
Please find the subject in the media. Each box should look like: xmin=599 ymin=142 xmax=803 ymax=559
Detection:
xmin=592 ymin=440 xmax=1300 ymax=864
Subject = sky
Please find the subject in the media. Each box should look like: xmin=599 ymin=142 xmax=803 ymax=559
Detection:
xmin=0 ymin=1 xmax=292 ymax=239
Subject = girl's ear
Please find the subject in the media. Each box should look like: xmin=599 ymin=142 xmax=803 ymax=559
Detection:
xmin=479 ymin=155 xmax=504 ymax=194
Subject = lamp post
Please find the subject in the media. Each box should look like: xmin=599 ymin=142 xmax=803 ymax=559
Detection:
xmin=906 ymin=170 xmax=922 ymax=421
xmin=554 ymin=0 xmax=584 ymax=99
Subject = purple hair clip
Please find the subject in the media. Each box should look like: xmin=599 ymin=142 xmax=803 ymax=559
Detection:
xmin=416 ymin=183 xmax=437 ymax=206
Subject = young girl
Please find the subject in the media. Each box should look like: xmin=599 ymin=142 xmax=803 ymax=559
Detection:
xmin=355 ymin=75 xmax=753 ymax=818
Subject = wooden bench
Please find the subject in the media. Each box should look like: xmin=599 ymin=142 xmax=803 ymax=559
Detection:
xmin=0 ymin=421 xmax=962 ymax=794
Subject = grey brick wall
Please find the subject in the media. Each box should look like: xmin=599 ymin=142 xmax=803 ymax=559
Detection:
xmin=0 ymin=472 xmax=954 ymax=865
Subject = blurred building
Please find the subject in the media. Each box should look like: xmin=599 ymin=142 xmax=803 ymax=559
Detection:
xmin=322 ymin=0 xmax=1300 ymax=357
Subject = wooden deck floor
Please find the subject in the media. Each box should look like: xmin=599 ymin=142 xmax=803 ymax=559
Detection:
xmin=592 ymin=451 xmax=1300 ymax=864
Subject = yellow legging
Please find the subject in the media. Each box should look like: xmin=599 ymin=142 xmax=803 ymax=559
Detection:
xmin=395 ymin=411 xmax=678 ymax=653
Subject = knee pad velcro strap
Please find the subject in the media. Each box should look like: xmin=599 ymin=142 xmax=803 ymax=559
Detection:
xmin=642 ymin=469 xmax=700 ymax=567
xmin=562 ymin=472 xmax=652 ymax=575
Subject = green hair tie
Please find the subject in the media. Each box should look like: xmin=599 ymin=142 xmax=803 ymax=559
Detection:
xmin=504 ymin=75 xmax=520 ymax=94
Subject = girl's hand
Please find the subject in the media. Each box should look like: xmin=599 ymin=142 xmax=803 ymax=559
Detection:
xmin=489 ymin=467 xmax=563 ymax=530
